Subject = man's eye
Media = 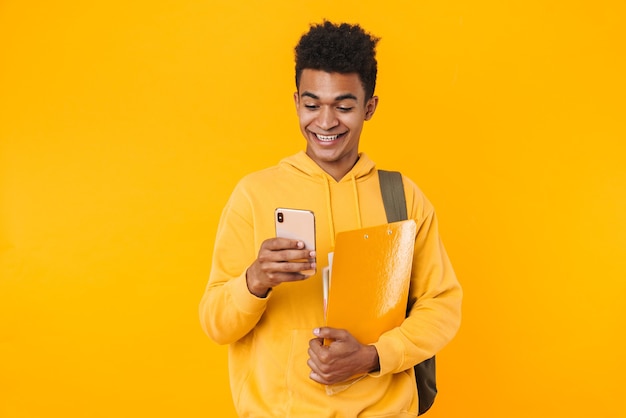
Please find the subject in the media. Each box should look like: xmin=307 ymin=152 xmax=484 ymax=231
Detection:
xmin=338 ymin=107 xmax=353 ymax=112
xmin=304 ymin=104 xmax=318 ymax=110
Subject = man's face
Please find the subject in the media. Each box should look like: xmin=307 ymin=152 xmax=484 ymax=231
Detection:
xmin=294 ymin=69 xmax=378 ymax=180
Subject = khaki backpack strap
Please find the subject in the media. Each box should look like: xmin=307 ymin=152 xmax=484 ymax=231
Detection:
xmin=378 ymin=170 xmax=407 ymax=223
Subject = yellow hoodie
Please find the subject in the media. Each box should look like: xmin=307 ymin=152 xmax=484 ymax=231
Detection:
xmin=200 ymin=151 xmax=462 ymax=417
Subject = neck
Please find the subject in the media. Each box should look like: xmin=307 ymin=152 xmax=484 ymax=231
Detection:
xmin=315 ymin=156 xmax=360 ymax=182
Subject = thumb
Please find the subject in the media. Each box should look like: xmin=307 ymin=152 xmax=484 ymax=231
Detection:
xmin=313 ymin=327 xmax=347 ymax=340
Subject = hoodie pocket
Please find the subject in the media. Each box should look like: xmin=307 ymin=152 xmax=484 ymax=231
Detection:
xmin=285 ymin=329 xmax=324 ymax=408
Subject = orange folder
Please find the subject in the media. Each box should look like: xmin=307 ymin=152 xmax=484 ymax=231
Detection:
xmin=324 ymin=220 xmax=417 ymax=345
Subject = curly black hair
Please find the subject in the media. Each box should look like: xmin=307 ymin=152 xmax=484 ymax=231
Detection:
xmin=295 ymin=21 xmax=380 ymax=100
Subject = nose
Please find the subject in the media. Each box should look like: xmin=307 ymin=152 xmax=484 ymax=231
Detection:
xmin=316 ymin=107 xmax=339 ymax=131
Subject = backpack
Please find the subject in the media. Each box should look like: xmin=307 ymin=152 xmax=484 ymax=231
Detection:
xmin=378 ymin=170 xmax=437 ymax=416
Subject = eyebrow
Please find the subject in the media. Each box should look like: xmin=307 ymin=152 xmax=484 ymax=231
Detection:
xmin=301 ymin=91 xmax=359 ymax=102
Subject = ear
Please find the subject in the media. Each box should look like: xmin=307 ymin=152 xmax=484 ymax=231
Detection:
xmin=293 ymin=91 xmax=300 ymax=109
xmin=364 ymin=96 xmax=379 ymax=121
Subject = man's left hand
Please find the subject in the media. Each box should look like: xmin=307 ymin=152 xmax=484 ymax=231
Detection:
xmin=307 ymin=327 xmax=380 ymax=385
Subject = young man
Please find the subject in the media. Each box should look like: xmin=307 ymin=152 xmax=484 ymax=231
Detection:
xmin=200 ymin=21 xmax=462 ymax=417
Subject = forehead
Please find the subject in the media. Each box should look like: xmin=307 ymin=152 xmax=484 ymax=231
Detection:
xmin=298 ymin=69 xmax=365 ymax=102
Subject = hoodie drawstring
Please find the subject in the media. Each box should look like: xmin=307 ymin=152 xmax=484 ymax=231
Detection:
xmin=324 ymin=175 xmax=336 ymax=248
xmin=351 ymin=174 xmax=362 ymax=230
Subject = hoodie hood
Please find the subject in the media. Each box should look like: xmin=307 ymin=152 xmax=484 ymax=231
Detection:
xmin=278 ymin=151 xmax=376 ymax=183
xmin=278 ymin=151 xmax=377 ymax=248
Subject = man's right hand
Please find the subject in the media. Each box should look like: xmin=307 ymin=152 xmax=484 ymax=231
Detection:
xmin=245 ymin=238 xmax=316 ymax=298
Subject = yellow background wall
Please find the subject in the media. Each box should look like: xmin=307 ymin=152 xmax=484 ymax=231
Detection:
xmin=1 ymin=1 xmax=624 ymax=417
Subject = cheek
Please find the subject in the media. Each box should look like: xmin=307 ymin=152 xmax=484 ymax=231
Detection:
xmin=297 ymin=112 xmax=315 ymax=128
xmin=342 ymin=115 xmax=364 ymax=131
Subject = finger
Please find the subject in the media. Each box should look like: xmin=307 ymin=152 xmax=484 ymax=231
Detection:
xmin=262 ymin=237 xmax=306 ymax=251
xmin=308 ymin=338 xmax=325 ymax=362
xmin=307 ymin=353 xmax=321 ymax=373
xmin=307 ymin=348 xmax=330 ymax=384
xmin=308 ymin=361 xmax=334 ymax=385
xmin=277 ymin=249 xmax=316 ymax=263
xmin=258 ymin=248 xmax=316 ymax=269
xmin=265 ymin=260 xmax=316 ymax=276
xmin=309 ymin=370 xmax=325 ymax=384
xmin=262 ymin=269 xmax=310 ymax=285
xmin=309 ymin=336 xmax=324 ymax=349
xmin=257 ymin=252 xmax=315 ymax=274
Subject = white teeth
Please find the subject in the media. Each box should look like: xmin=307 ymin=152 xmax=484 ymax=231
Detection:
xmin=316 ymin=134 xmax=339 ymax=141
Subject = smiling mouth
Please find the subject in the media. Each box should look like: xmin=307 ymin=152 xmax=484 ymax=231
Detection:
xmin=315 ymin=133 xmax=345 ymax=142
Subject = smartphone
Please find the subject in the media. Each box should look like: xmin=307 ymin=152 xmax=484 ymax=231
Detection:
xmin=275 ymin=208 xmax=316 ymax=275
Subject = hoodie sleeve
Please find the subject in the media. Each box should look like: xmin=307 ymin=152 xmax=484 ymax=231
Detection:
xmin=372 ymin=181 xmax=462 ymax=376
xmin=199 ymin=184 xmax=270 ymax=345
